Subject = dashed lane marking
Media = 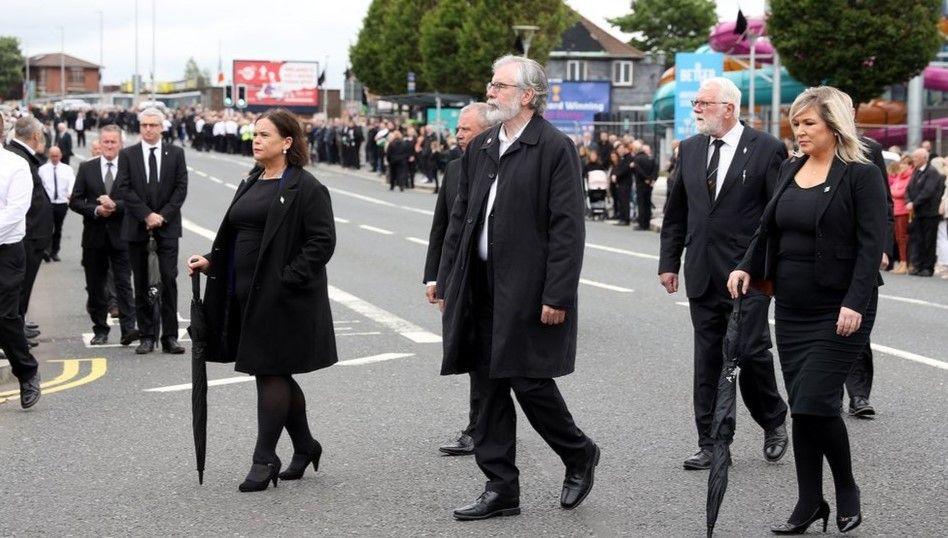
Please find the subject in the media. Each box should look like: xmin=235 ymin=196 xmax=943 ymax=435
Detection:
xmin=585 ymin=242 xmax=660 ymax=261
xmin=405 ymin=237 xmax=429 ymax=246
xmin=579 ymin=278 xmax=633 ymax=293
xmin=878 ymin=294 xmax=948 ymax=311
xmin=338 ymin=352 xmax=415 ymax=366
xmin=327 ymin=285 xmax=441 ymax=344
xmin=358 ymin=224 xmax=394 ymax=235
xmin=334 ymin=217 xmax=350 ymax=224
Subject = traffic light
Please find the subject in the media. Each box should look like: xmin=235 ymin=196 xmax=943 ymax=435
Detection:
xmin=237 ymin=85 xmax=246 ymax=108
xmin=224 ymin=85 xmax=233 ymax=107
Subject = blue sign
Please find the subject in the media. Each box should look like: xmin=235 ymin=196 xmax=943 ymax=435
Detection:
xmin=545 ymin=81 xmax=611 ymax=132
xmin=674 ymin=52 xmax=724 ymax=140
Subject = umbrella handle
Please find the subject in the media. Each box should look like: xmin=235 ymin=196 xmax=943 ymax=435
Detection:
xmin=191 ymin=272 xmax=201 ymax=301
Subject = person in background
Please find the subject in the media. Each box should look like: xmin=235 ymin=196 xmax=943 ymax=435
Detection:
xmin=888 ymin=155 xmax=914 ymax=274
xmin=36 ymin=146 xmax=74 ymax=262
xmin=906 ymin=147 xmax=946 ymax=276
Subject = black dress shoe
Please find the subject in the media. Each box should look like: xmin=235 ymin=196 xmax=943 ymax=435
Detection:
xmin=25 ymin=321 xmax=38 ymax=330
xmin=120 ymin=329 xmax=141 ymax=346
xmin=915 ymin=269 xmax=933 ymax=277
xmin=683 ymin=448 xmax=712 ymax=470
xmin=453 ymin=491 xmax=521 ymax=521
xmin=439 ymin=433 xmax=474 ymax=456
xmin=19 ymin=372 xmax=41 ymax=409
xmin=161 ymin=337 xmax=185 ymax=354
xmin=27 ymin=339 xmax=38 ymax=348
xmin=135 ymin=338 xmax=155 ymax=354
xmin=771 ymin=500 xmax=830 ymax=534
xmin=238 ymin=457 xmax=281 ymax=492
xmin=42 ymin=253 xmax=51 ymax=262
xmin=279 ymin=440 xmax=322 ymax=480
xmin=561 ymin=444 xmax=600 ymax=509
xmin=764 ymin=424 xmax=789 ymax=462
xmin=89 ymin=334 xmax=109 ymax=346
xmin=849 ymin=396 xmax=876 ymax=418
xmin=25 ymin=327 xmax=40 ymax=339
xmin=50 ymin=253 xmax=61 ymax=262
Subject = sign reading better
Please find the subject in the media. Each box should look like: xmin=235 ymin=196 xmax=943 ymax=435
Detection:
xmin=674 ymin=52 xmax=724 ymax=140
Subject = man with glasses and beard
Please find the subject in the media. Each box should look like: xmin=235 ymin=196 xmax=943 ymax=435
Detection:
xmin=437 ymin=55 xmax=599 ymax=521
xmin=659 ymin=77 xmax=790 ymax=471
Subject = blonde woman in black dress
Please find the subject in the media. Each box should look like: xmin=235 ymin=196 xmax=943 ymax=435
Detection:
xmin=728 ymin=87 xmax=887 ymax=534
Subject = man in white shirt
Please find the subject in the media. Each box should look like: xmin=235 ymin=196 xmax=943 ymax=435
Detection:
xmin=37 ymin=146 xmax=75 ymax=261
xmin=0 ymin=113 xmax=41 ymax=408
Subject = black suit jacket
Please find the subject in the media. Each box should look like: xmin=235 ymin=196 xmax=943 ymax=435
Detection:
xmin=5 ymin=140 xmax=53 ymax=242
xmin=737 ymin=156 xmax=887 ymax=314
xmin=632 ymin=151 xmax=657 ymax=187
xmin=862 ymin=136 xmax=894 ymax=256
xmin=56 ymin=131 xmax=74 ymax=158
xmin=906 ymin=163 xmax=946 ymax=218
xmin=113 ymin=142 xmax=188 ymax=241
xmin=69 ymin=157 xmax=127 ymax=249
xmin=423 ymin=158 xmax=461 ymax=283
xmin=659 ymin=125 xmax=787 ymax=298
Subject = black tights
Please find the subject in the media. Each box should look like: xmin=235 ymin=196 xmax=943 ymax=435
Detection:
xmin=253 ymin=375 xmax=315 ymax=463
xmin=790 ymin=414 xmax=860 ymax=522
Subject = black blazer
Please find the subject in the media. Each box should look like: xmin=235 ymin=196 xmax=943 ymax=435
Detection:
xmin=659 ymin=125 xmax=787 ymax=298
xmin=113 ymin=142 xmax=188 ymax=241
xmin=201 ymin=165 xmax=337 ymax=374
xmin=69 ymin=157 xmax=127 ymax=249
xmin=737 ymin=156 xmax=887 ymax=314
xmin=423 ymin=157 xmax=460 ymax=284
xmin=55 ymin=131 xmax=73 ymax=158
xmin=906 ymin=163 xmax=946 ymax=218
xmin=5 ymin=141 xmax=53 ymax=242
xmin=862 ymin=136 xmax=895 ymax=257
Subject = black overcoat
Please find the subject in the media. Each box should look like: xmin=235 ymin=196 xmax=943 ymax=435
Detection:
xmin=436 ymin=114 xmax=585 ymax=379
xmin=201 ymin=165 xmax=338 ymax=375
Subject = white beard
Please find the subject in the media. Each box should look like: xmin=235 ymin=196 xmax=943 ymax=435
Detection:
xmin=486 ymin=98 xmax=520 ymax=124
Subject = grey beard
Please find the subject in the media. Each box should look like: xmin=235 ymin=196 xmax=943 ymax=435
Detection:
xmin=486 ymin=100 xmax=520 ymax=124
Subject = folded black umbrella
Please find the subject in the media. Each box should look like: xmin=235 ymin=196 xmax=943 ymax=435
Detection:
xmin=706 ymin=294 xmax=748 ymax=537
xmin=187 ymin=272 xmax=208 ymax=485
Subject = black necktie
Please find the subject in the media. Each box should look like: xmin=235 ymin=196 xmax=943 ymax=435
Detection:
xmin=53 ymin=165 xmax=59 ymax=200
xmin=148 ymin=147 xmax=159 ymax=205
xmin=104 ymin=161 xmax=114 ymax=194
xmin=707 ymin=139 xmax=725 ymax=201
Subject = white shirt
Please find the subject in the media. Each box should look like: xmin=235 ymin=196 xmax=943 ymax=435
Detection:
xmin=478 ymin=120 xmax=529 ymax=261
xmin=707 ymin=121 xmax=744 ymax=199
xmin=99 ymin=155 xmax=120 ymax=191
xmin=141 ymin=140 xmax=162 ymax=183
xmin=0 ymin=146 xmax=33 ymax=244
xmin=212 ymin=121 xmax=225 ymax=136
xmin=195 ymin=118 xmax=205 ymax=132
xmin=38 ymin=161 xmax=75 ymax=204
xmin=225 ymin=120 xmax=238 ymax=135
xmin=75 ymin=116 xmax=84 ymax=130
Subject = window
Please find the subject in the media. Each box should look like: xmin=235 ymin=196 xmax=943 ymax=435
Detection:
xmin=566 ymin=60 xmax=587 ymax=81
xmin=69 ymin=67 xmax=84 ymax=85
xmin=612 ymin=61 xmax=633 ymax=86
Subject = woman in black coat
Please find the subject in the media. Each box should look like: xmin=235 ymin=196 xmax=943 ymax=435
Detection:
xmin=187 ymin=108 xmax=337 ymax=492
xmin=728 ymin=87 xmax=887 ymax=535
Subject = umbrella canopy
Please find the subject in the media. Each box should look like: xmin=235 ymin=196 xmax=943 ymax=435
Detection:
xmin=706 ymin=294 xmax=749 ymax=537
xmin=187 ymin=272 xmax=209 ymax=485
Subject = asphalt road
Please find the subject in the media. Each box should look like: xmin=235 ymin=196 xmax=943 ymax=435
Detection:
xmin=1 ymin=140 xmax=946 ymax=536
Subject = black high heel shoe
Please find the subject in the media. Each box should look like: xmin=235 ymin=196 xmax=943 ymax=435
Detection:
xmin=279 ymin=440 xmax=322 ymax=480
xmin=837 ymin=487 xmax=862 ymax=533
xmin=771 ymin=500 xmax=830 ymax=535
xmin=238 ymin=457 xmax=281 ymax=492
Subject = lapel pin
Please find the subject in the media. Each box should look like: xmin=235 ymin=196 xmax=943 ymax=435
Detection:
xmin=742 ymin=147 xmax=747 ymax=154
xmin=280 ymin=196 xmax=285 ymax=204
xmin=823 ymin=186 xmax=831 ymax=193
xmin=487 ymin=138 xmax=492 ymax=144
xmin=742 ymin=170 xmax=746 ymax=184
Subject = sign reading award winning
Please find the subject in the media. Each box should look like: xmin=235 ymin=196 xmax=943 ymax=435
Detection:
xmin=233 ymin=60 xmax=320 ymax=107
xmin=545 ymin=81 xmax=611 ymax=131
xmin=674 ymin=52 xmax=724 ymax=140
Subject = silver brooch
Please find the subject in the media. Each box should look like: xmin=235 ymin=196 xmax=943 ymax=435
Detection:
xmin=280 ymin=196 xmax=285 ymax=204
xmin=824 ymin=186 xmax=831 ymax=193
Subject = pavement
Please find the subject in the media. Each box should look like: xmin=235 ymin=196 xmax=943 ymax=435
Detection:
xmin=0 ymin=141 xmax=946 ymax=536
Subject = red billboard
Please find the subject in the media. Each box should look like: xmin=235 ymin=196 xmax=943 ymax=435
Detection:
xmin=232 ymin=60 xmax=320 ymax=107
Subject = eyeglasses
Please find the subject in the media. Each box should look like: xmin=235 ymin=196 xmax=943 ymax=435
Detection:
xmin=690 ymin=100 xmax=729 ymax=109
xmin=140 ymin=122 xmax=162 ymax=128
xmin=486 ymin=81 xmax=523 ymax=92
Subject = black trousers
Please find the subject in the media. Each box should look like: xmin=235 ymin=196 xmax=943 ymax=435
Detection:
xmin=615 ymin=180 xmax=632 ymax=223
xmin=82 ymin=241 xmax=136 ymax=337
xmin=689 ymin=287 xmax=788 ymax=449
xmin=636 ymin=184 xmax=653 ymax=229
xmin=462 ymin=372 xmax=482 ymax=436
xmin=128 ymin=236 xmax=179 ymax=340
xmin=468 ymin=256 xmax=592 ymax=497
xmin=0 ymin=242 xmax=38 ymax=381
xmin=909 ymin=216 xmax=939 ymax=272
xmin=76 ymin=130 xmax=86 ymax=146
xmin=19 ymin=238 xmax=48 ymax=317
xmin=49 ymin=203 xmax=69 ymax=256
xmin=845 ymin=344 xmax=873 ymax=402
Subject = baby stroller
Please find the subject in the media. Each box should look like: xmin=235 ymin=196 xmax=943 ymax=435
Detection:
xmin=585 ymin=169 xmax=609 ymax=220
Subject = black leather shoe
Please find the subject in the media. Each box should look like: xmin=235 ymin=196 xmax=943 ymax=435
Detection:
xmin=27 ymin=339 xmax=38 ymax=348
xmin=24 ymin=327 xmax=40 ymax=339
xmin=279 ymin=440 xmax=322 ymax=480
xmin=453 ymin=491 xmax=521 ymax=521
xmin=50 ymin=253 xmax=61 ymax=262
xmin=683 ymin=449 xmax=712 ymax=470
xmin=771 ymin=500 xmax=830 ymax=534
xmin=238 ymin=457 xmax=281 ymax=492
xmin=135 ymin=338 xmax=155 ymax=354
xmin=120 ymin=329 xmax=141 ymax=346
xmin=849 ymin=397 xmax=875 ymax=418
xmin=25 ymin=321 xmax=38 ymax=330
xmin=89 ymin=334 xmax=109 ymax=346
xmin=161 ymin=337 xmax=185 ymax=354
xmin=19 ymin=372 xmax=41 ymax=409
xmin=561 ymin=444 xmax=600 ymax=509
xmin=439 ymin=433 xmax=474 ymax=456
xmin=915 ymin=269 xmax=933 ymax=277
xmin=764 ymin=424 xmax=789 ymax=462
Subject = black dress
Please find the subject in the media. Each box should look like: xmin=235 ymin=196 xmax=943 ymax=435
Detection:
xmin=773 ymin=180 xmax=877 ymax=416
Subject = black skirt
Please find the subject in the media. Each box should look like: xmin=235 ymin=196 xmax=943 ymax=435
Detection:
xmin=774 ymin=258 xmax=877 ymax=416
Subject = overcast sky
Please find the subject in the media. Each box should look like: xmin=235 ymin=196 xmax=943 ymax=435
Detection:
xmin=3 ymin=0 xmax=764 ymax=90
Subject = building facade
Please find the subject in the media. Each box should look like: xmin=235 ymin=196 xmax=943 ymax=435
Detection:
xmin=26 ymin=53 xmax=101 ymax=97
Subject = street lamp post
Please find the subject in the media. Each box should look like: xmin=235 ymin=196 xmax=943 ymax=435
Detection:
xmin=98 ymin=10 xmax=104 ymax=100
xmin=512 ymin=25 xmax=540 ymax=58
xmin=60 ymin=26 xmax=65 ymax=98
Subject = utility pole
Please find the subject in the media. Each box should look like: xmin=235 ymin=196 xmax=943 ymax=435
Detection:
xmin=150 ymin=0 xmax=156 ymax=101
xmin=134 ymin=0 xmax=140 ymax=107
xmin=60 ymin=26 xmax=65 ymax=98
xmin=98 ymin=10 xmax=104 ymax=100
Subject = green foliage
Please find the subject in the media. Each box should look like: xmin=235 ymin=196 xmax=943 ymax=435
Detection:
xmin=349 ymin=0 xmax=392 ymax=94
xmin=769 ymin=0 xmax=942 ymax=105
xmin=183 ymin=57 xmax=211 ymax=87
xmin=350 ymin=0 xmax=437 ymax=95
xmin=608 ymin=0 xmax=716 ymax=65
xmin=419 ymin=0 xmax=471 ymax=94
xmin=0 ymin=36 xmax=24 ymax=99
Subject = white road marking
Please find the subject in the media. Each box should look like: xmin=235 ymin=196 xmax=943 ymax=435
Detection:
xmin=324 ymin=186 xmax=435 ymax=216
xmin=585 ymin=242 xmax=660 ymax=260
xmin=337 ymin=352 xmax=414 ymax=366
xmin=223 ymin=183 xmax=238 ymax=190
xmin=405 ymin=237 xmax=429 ymax=246
xmin=334 ymin=217 xmax=351 ymax=223
xmin=182 ymin=218 xmax=216 ymax=240
xmin=145 ymin=375 xmax=253 ymax=393
xmin=359 ymin=224 xmax=394 ymax=235
xmin=208 ymin=176 xmax=224 ymax=184
xmin=337 ymin=331 xmax=383 ymax=337
xmin=579 ymin=278 xmax=633 ymax=293
xmin=675 ymin=301 xmax=690 ymax=307
xmin=327 ymin=285 xmax=441 ymax=343
xmin=878 ymin=294 xmax=948 ymax=311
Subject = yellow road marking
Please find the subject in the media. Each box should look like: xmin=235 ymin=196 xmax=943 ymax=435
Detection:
xmin=0 ymin=358 xmax=106 ymax=403
xmin=40 ymin=359 xmax=108 ymax=396
xmin=0 ymin=359 xmax=82 ymax=397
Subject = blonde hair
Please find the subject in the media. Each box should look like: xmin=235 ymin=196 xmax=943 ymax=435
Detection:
xmin=789 ymin=86 xmax=868 ymax=164
xmin=931 ymin=156 xmax=948 ymax=177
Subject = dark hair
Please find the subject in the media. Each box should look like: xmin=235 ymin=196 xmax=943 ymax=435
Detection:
xmin=255 ymin=108 xmax=309 ymax=167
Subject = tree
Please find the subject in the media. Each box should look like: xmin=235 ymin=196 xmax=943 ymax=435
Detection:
xmin=769 ymin=0 xmax=942 ymax=106
xmin=349 ymin=0 xmax=390 ymax=94
xmin=350 ymin=0 xmax=437 ymax=95
xmin=609 ymin=0 xmax=716 ymax=67
xmin=418 ymin=0 xmax=471 ymax=94
xmin=0 ymin=36 xmax=24 ymax=100
xmin=183 ymin=57 xmax=211 ymax=87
